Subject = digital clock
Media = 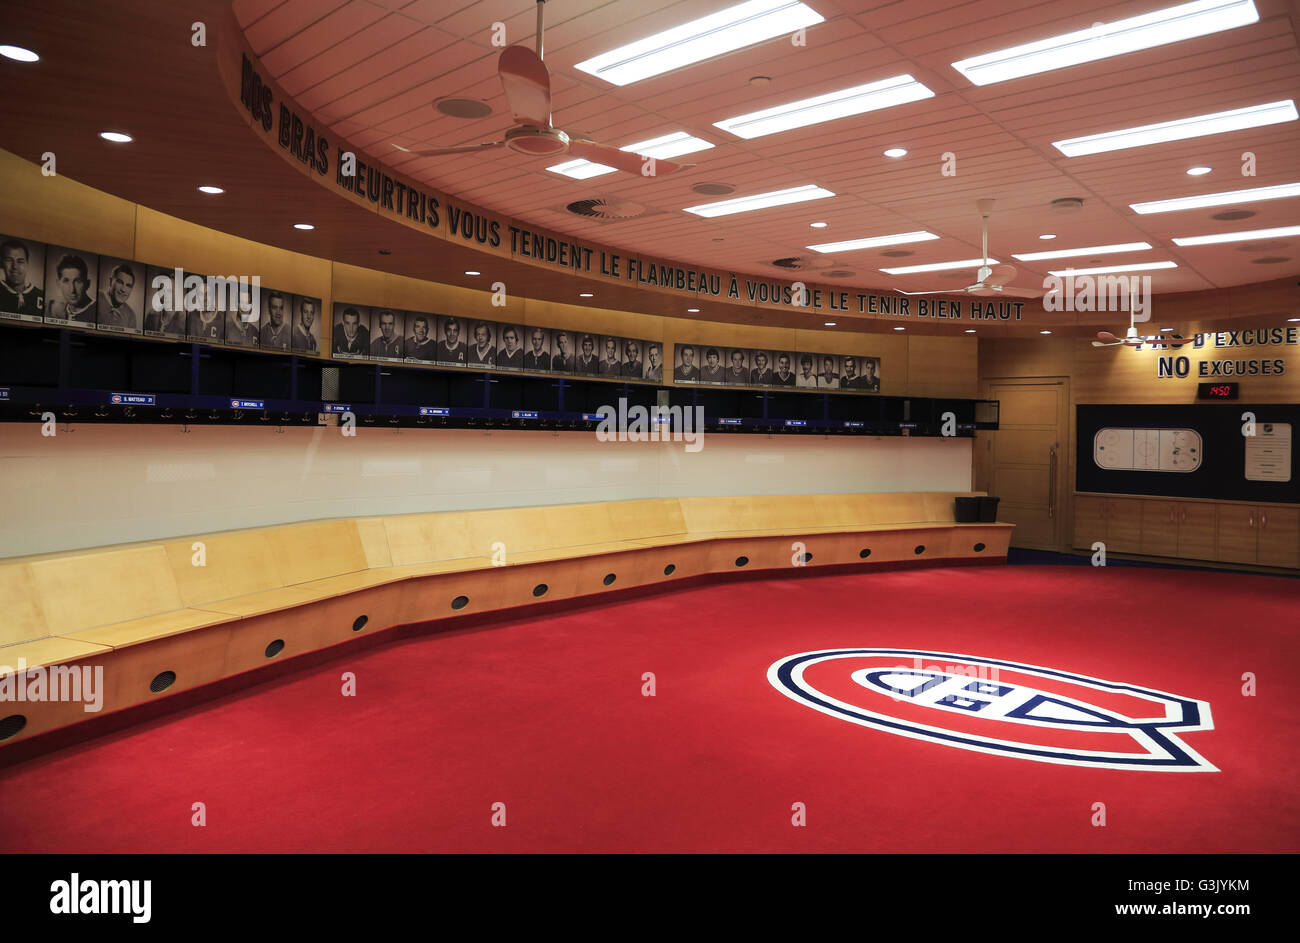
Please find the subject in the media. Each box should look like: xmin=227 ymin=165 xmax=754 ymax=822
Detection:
xmin=1197 ymin=382 xmax=1239 ymax=400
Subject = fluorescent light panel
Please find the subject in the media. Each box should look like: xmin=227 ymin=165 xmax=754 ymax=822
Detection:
xmin=1013 ymin=241 xmax=1152 ymax=261
xmin=881 ymin=258 xmax=997 ymax=275
xmin=1131 ymin=182 xmax=1300 ymax=214
xmin=714 ymin=74 xmax=934 ymax=139
xmin=1048 ymin=261 xmax=1178 ymax=276
xmin=1172 ymin=224 xmax=1300 ymax=245
xmin=952 ymin=0 xmax=1259 ymax=86
xmin=683 ymin=184 xmax=834 ymax=217
xmin=807 ymin=231 xmax=938 ymax=253
xmin=574 ymin=0 xmax=824 ymax=87
xmin=1053 ymin=100 xmax=1296 ymax=157
xmin=548 ymin=131 xmax=714 ymax=178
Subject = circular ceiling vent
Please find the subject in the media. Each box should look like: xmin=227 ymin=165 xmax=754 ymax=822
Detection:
xmin=821 ymin=269 xmax=856 ymax=278
xmin=1212 ymin=209 xmax=1256 ymax=221
xmin=769 ymin=256 xmax=816 ymax=270
xmin=564 ymin=198 xmax=647 ymax=220
xmin=1050 ymin=197 xmax=1085 ymax=213
xmin=880 ymin=249 xmax=914 ymax=258
xmin=691 ymin=182 xmax=736 ymax=196
xmin=436 ymin=98 xmax=492 ymax=119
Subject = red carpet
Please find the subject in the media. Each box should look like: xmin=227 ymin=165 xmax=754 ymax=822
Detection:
xmin=1 ymin=564 xmax=1297 ymax=853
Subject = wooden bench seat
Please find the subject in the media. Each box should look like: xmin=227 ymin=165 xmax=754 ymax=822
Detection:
xmin=0 ymin=492 xmax=1011 ymax=747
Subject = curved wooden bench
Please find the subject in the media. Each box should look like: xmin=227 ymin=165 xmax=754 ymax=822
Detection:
xmin=0 ymin=492 xmax=1012 ymax=747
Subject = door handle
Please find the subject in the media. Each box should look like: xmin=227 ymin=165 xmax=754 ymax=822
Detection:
xmin=1047 ymin=444 xmax=1057 ymax=519
xmin=1249 ymin=510 xmax=1255 ymax=527
xmin=1261 ymin=511 xmax=1267 ymax=528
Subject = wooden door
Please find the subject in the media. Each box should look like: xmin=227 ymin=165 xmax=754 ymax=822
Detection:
xmin=1257 ymin=506 xmax=1300 ymax=568
xmin=1177 ymin=503 xmax=1218 ymax=561
xmin=1139 ymin=500 xmax=1180 ymax=557
xmin=984 ymin=378 xmax=1069 ymax=550
xmin=1216 ymin=505 xmax=1259 ymax=565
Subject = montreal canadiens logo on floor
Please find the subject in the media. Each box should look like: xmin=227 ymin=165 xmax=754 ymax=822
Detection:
xmin=768 ymin=649 xmax=1216 ymax=771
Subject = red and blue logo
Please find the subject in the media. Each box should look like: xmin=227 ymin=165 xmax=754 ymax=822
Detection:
xmin=768 ymin=648 xmax=1216 ymax=771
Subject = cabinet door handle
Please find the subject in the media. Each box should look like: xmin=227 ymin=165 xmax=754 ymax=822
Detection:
xmin=1169 ymin=507 xmax=1175 ymax=523
xmin=1047 ymin=445 xmax=1057 ymax=519
xmin=1181 ymin=508 xmax=1187 ymax=523
xmin=1249 ymin=510 xmax=1255 ymax=527
xmin=1261 ymin=512 xmax=1267 ymax=528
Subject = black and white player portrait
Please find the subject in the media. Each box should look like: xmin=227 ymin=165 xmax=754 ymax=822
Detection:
xmin=406 ymin=314 xmax=436 ymax=361
xmin=225 ymin=283 xmax=260 ymax=348
xmin=45 ymin=248 xmax=98 ymax=325
xmin=186 ymin=275 xmax=225 ymax=342
xmin=333 ymin=304 xmax=371 ymax=356
xmin=817 ymin=353 xmax=841 ymax=390
xmin=257 ymin=290 xmax=289 ymax=349
xmin=772 ymin=351 xmax=797 ymax=386
xmin=839 ymin=356 xmax=863 ymax=390
xmin=550 ymin=330 xmax=575 ymax=373
xmin=598 ymin=336 xmax=622 ymax=376
xmin=749 ymin=350 xmax=773 ymax=386
xmin=0 ymin=235 xmax=45 ymax=320
xmin=370 ymin=308 xmax=405 ymax=359
xmin=468 ymin=320 xmax=496 ymax=366
xmin=95 ymin=257 xmax=143 ymax=333
xmin=700 ymin=347 xmax=725 ymax=384
xmin=724 ymin=348 xmax=749 ymax=386
xmin=673 ymin=344 xmax=699 ymax=382
xmin=575 ymin=333 xmax=599 ymax=374
xmin=437 ymin=316 xmax=467 ymax=365
xmin=522 ymin=326 xmax=551 ymax=371
xmin=497 ymin=324 xmax=525 ymax=369
xmin=292 ymin=294 xmax=321 ymax=353
xmin=795 ymin=353 xmax=818 ymax=388
xmin=643 ymin=343 xmax=663 ymax=382
xmin=622 ymin=339 xmax=644 ymax=378
xmin=144 ymin=265 xmax=186 ymax=336
xmin=862 ymin=356 xmax=881 ymax=392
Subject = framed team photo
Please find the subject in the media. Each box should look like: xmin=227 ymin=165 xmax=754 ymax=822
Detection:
xmin=597 ymin=335 xmax=623 ymax=377
xmin=94 ymin=257 xmax=144 ymax=334
xmin=43 ymin=245 xmax=98 ymax=328
xmin=496 ymin=323 xmax=525 ymax=371
xmin=143 ymin=265 xmax=186 ymax=338
xmin=436 ymin=315 xmax=468 ymax=366
xmin=405 ymin=312 xmax=436 ymax=362
xmin=369 ymin=308 xmax=405 ymax=360
xmin=521 ymin=325 xmax=552 ymax=373
xmin=291 ymin=294 xmax=322 ymax=355
xmin=673 ymin=343 xmax=700 ymax=383
xmin=549 ymin=329 xmax=576 ymax=374
xmin=574 ymin=332 xmax=600 ymax=375
xmin=642 ymin=342 xmax=664 ymax=382
xmin=0 ymin=234 xmax=45 ymax=322
xmin=332 ymin=302 xmax=371 ymax=359
xmin=724 ymin=347 xmax=750 ymax=386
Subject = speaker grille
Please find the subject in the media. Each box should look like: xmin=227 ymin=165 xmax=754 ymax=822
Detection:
xmin=974 ymin=542 xmax=986 ymax=552
xmin=533 ymin=583 xmax=548 ymax=597
xmin=735 ymin=556 xmax=749 ymax=567
xmin=663 ymin=564 xmax=676 ymax=576
xmin=150 ymin=671 xmax=176 ymax=693
xmin=265 ymin=639 xmax=285 ymax=658
xmin=321 ymin=367 xmax=340 ymax=400
xmin=353 ymin=615 xmax=368 ymax=632
xmin=859 ymin=548 xmax=872 ymax=558
xmin=0 ymin=714 xmax=26 ymax=741
xmin=451 ymin=595 xmax=469 ymax=610
xmin=602 ymin=573 xmax=616 ymax=586
xmin=914 ymin=545 xmax=926 ymax=555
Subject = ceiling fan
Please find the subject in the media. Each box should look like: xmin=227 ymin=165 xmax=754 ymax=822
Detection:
xmin=393 ymin=0 xmax=693 ymax=178
xmin=896 ymin=199 xmax=1042 ymax=299
xmin=1092 ymin=293 xmax=1186 ymax=348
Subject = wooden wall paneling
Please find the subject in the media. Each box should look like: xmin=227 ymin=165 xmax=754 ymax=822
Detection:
xmin=354 ymin=516 xmax=393 ymax=568
xmin=906 ymin=335 xmax=978 ymax=397
xmin=0 ymin=563 xmax=50 ymax=646
xmin=265 ymin=519 xmax=368 ymax=584
xmin=27 ymin=545 xmax=183 ymax=635
xmin=0 ymin=149 xmax=137 ymax=258
xmin=162 ymin=530 xmax=284 ymax=607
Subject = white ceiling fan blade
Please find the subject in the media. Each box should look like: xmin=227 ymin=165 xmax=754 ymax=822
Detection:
xmin=989 ymin=285 xmax=1043 ymax=298
xmin=986 ymin=263 xmax=1018 ymax=288
xmin=894 ymin=288 xmax=964 ymax=296
xmin=567 ymin=137 xmax=691 ymax=176
xmin=394 ymin=141 xmax=505 ymax=156
xmin=1091 ymin=340 xmax=1124 ymax=347
xmin=499 ymin=44 xmax=552 ymax=128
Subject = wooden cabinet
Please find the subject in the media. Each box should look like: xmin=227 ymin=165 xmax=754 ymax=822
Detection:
xmin=1073 ymin=495 xmax=1107 ymax=549
xmin=1071 ymin=495 xmax=1142 ymax=553
xmin=1217 ymin=505 xmax=1300 ymax=568
xmin=1176 ymin=503 xmax=1217 ymax=561
xmin=1258 ymin=506 xmax=1300 ymax=568
xmin=1140 ymin=501 xmax=1180 ymax=557
xmin=1217 ymin=505 xmax=1259 ymax=565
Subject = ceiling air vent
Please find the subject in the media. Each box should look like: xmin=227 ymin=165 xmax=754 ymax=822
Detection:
xmin=821 ymin=269 xmax=856 ymax=278
xmin=1050 ymin=197 xmax=1085 ymax=213
xmin=880 ymin=249 xmax=913 ymax=258
xmin=1235 ymin=241 xmax=1290 ymax=252
xmin=436 ymin=98 xmax=492 ymax=119
xmin=1212 ymin=209 xmax=1255 ymax=221
xmin=769 ymin=256 xmax=816 ymax=270
xmin=691 ymin=182 xmax=736 ymax=196
xmin=564 ymin=198 xmax=647 ymax=220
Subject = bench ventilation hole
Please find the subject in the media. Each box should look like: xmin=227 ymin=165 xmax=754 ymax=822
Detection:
xmin=265 ymin=639 xmax=285 ymax=658
xmin=451 ymin=595 xmax=469 ymax=610
xmin=859 ymin=549 xmax=871 ymax=559
xmin=150 ymin=671 xmax=177 ymax=694
xmin=352 ymin=615 xmax=368 ymax=632
xmin=914 ymin=545 xmax=926 ymax=555
xmin=974 ymin=542 xmax=986 ymax=553
xmin=603 ymin=573 xmax=617 ymax=586
xmin=801 ymin=552 xmax=813 ymax=563
xmin=735 ymin=556 xmax=749 ymax=567
xmin=533 ymin=583 xmax=548 ymax=597
xmin=0 ymin=715 xmax=26 ymax=741
xmin=663 ymin=564 xmax=676 ymax=576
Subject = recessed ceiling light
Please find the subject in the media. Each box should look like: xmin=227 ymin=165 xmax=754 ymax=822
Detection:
xmin=688 ymin=307 xmax=700 ymax=312
xmin=965 ymin=329 xmax=977 ymax=333
xmin=1187 ymin=166 xmax=1213 ymax=175
xmin=465 ymin=270 xmax=481 ymax=276
xmin=714 ymin=74 xmax=934 ymax=139
xmin=1053 ymin=100 xmax=1296 ymax=157
xmin=1013 ymin=241 xmax=1152 ymax=261
xmin=1039 ymin=234 xmax=1057 ymax=240
xmin=100 ymin=131 xmax=132 ymax=143
xmin=1040 ymin=330 xmax=1052 ymax=335
xmin=579 ymin=293 xmax=594 ymax=298
xmin=197 ymin=186 xmax=224 ymax=194
xmin=293 ymin=223 xmax=314 ymax=230
xmin=824 ymin=321 xmax=837 ymax=326
xmin=1289 ymin=317 xmax=1300 ymax=322
xmin=893 ymin=326 xmax=905 ymax=331
xmin=684 ymin=184 xmax=834 ymax=217
xmin=808 ymin=231 xmax=938 ymax=254
xmin=0 ymin=45 xmax=39 ymax=62
xmin=1161 ymin=327 xmax=1175 ymax=332
xmin=548 ymin=131 xmax=714 ymax=178
xmin=1047 ymin=261 xmax=1178 ymax=276
xmin=951 ymin=0 xmax=1260 ymax=86
xmin=881 ymin=257 xmax=997 ymax=275
xmin=1172 ymin=224 xmax=1300 ymax=246
xmin=574 ymin=0 xmax=824 ymax=86
xmin=884 ymin=147 xmax=908 ymax=158
xmin=1131 ymin=182 xmax=1300 ymax=214
xmin=809 ymin=221 xmax=828 ymax=228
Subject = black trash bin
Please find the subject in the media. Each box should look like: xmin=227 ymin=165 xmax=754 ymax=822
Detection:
xmin=954 ymin=497 xmax=980 ymax=523
xmin=979 ymin=496 xmax=1000 ymax=522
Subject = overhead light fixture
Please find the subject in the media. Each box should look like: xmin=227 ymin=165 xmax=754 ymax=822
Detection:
xmin=714 ymin=74 xmax=934 ymax=139
xmin=1039 ymin=234 xmax=1057 ymax=240
xmin=574 ymin=0 xmax=824 ymax=86
xmin=964 ymin=329 xmax=977 ymax=333
xmin=1040 ymin=330 xmax=1053 ymax=335
xmin=883 ymin=147 xmax=908 ymax=158
xmin=1053 ymin=100 xmax=1296 ymax=157
xmin=1047 ymin=261 xmax=1177 ymax=276
xmin=881 ymin=257 xmax=996 ymax=275
xmin=893 ymin=326 xmax=906 ymax=331
xmin=579 ymin=293 xmax=594 ymax=298
xmin=1289 ymin=317 xmax=1300 ymax=322
xmin=0 ymin=45 xmax=39 ymax=62
xmin=1013 ymin=241 xmax=1152 ymax=261
xmin=824 ymin=321 xmax=837 ymax=326
xmin=465 ymin=270 xmax=481 ymax=276
xmin=951 ymin=0 xmax=1260 ymax=86
xmin=810 ymin=221 xmax=828 ymax=228
xmin=1172 ymin=224 xmax=1300 ymax=246
xmin=808 ymin=231 xmax=938 ymax=254
xmin=1130 ymin=182 xmax=1300 ymax=214
xmin=1161 ymin=327 xmax=1175 ymax=332
xmin=293 ymin=223 xmax=314 ymax=230
xmin=687 ymin=307 xmax=700 ymax=313
xmin=684 ymin=183 xmax=834 ymax=217
xmin=1187 ymin=166 xmax=1213 ymax=175
xmin=100 ymin=131 xmax=132 ymax=143
xmin=547 ymin=131 xmax=714 ymax=178
xmin=197 ymin=186 xmax=224 ymax=194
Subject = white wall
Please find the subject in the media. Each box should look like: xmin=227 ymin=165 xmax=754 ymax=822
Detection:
xmin=0 ymin=423 xmax=971 ymax=558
